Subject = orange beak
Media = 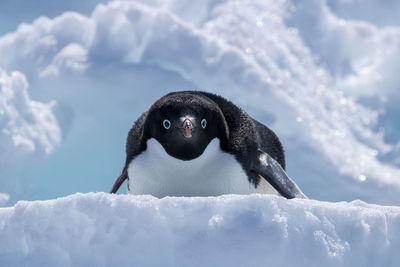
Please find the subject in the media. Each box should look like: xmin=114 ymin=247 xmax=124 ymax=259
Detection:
xmin=181 ymin=119 xmax=195 ymax=139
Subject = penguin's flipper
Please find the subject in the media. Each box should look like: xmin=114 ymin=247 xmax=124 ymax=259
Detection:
xmin=110 ymin=167 xmax=128 ymax=194
xmin=251 ymin=149 xmax=307 ymax=199
xmin=110 ymin=112 xmax=148 ymax=194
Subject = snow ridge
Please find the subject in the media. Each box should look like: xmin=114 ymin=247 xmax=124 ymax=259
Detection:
xmin=0 ymin=193 xmax=399 ymax=267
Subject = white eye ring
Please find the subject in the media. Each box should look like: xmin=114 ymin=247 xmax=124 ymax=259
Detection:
xmin=163 ymin=119 xmax=171 ymax=129
xmin=201 ymin=119 xmax=207 ymax=128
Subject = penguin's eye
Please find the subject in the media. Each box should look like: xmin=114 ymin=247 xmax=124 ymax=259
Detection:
xmin=201 ymin=119 xmax=207 ymax=129
xmin=163 ymin=119 xmax=171 ymax=130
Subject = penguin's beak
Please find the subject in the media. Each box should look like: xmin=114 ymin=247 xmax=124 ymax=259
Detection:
xmin=179 ymin=118 xmax=196 ymax=139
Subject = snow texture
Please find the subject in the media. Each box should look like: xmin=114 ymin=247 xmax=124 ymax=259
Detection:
xmin=0 ymin=192 xmax=399 ymax=267
xmin=0 ymin=69 xmax=60 ymax=160
xmin=0 ymin=69 xmax=61 ymax=201
xmin=1 ymin=0 xmax=400 ymax=204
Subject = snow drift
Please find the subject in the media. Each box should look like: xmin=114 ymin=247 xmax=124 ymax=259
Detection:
xmin=0 ymin=193 xmax=399 ymax=267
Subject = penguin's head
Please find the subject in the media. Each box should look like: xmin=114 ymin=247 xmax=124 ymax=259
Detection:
xmin=146 ymin=92 xmax=229 ymax=161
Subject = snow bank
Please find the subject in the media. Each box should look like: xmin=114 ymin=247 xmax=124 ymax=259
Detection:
xmin=0 ymin=193 xmax=399 ymax=267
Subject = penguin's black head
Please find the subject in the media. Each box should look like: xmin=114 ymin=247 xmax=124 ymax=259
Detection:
xmin=146 ymin=92 xmax=229 ymax=161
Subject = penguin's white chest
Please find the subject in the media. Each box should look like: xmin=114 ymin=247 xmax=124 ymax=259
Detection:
xmin=127 ymin=138 xmax=277 ymax=197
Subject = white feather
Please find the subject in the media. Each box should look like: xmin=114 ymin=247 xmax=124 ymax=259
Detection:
xmin=127 ymin=138 xmax=277 ymax=197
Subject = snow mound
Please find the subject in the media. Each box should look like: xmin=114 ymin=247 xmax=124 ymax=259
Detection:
xmin=0 ymin=193 xmax=399 ymax=266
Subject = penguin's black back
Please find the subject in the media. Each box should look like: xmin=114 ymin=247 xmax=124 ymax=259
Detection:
xmin=196 ymin=91 xmax=285 ymax=170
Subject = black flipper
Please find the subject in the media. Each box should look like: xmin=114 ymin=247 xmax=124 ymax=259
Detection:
xmin=251 ymin=149 xmax=307 ymax=199
xmin=110 ymin=167 xmax=128 ymax=194
xmin=109 ymin=112 xmax=149 ymax=194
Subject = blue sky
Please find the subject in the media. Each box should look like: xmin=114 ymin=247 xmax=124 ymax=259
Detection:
xmin=1 ymin=0 xmax=400 ymax=206
xmin=0 ymin=0 xmax=108 ymax=35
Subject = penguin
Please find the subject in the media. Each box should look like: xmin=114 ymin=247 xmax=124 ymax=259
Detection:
xmin=110 ymin=91 xmax=307 ymax=199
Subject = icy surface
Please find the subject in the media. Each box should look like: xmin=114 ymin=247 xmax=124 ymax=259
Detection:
xmin=0 ymin=193 xmax=399 ymax=267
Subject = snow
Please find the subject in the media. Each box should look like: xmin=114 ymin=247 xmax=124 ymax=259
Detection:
xmin=0 ymin=192 xmax=399 ymax=266
xmin=0 ymin=69 xmax=60 ymax=158
xmin=0 ymin=69 xmax=61 ymax=202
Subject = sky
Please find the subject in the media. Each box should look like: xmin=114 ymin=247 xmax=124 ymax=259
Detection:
xmin=0 ymin=0 xmax=109 ymax=35
xmin=1 ymin=0 xmax=400 ymax=206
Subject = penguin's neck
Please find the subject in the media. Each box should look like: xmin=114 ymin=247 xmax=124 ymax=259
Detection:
xmin=127 ymin=138 xmax=276 ymax=197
